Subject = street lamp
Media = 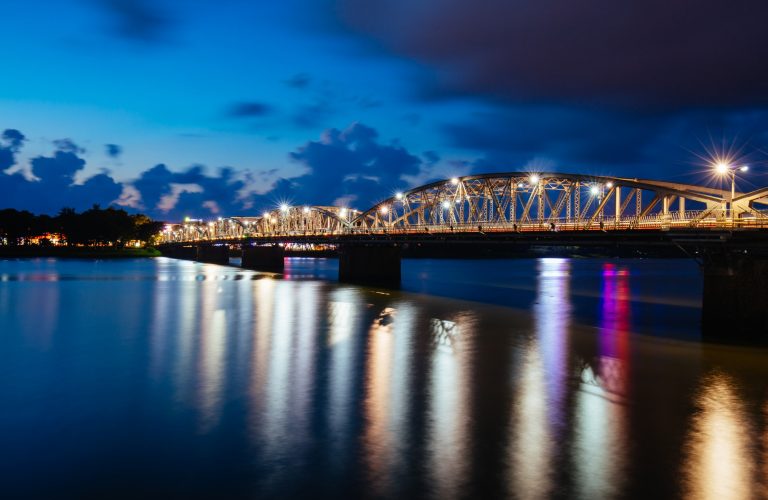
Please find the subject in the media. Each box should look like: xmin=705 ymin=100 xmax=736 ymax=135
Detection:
xmin=714 ymin=162 xmax=749 ymax=221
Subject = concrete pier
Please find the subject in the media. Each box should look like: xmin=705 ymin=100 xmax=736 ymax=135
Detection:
xmin=339 ymin=245 xmax=401 ymax=287
xmin=160 ymin=245 xmax=198 ymax=260
xmin=702 ymin=253 xmax=768 ymax=342
xmin=242 ymin=245 xmax=285 ymax=272
xmin=195 ymin=244 xmax=230 ymax=264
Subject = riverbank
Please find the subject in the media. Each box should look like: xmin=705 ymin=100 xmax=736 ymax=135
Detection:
xmin=0 ymin=246 xmax=161 ymax=258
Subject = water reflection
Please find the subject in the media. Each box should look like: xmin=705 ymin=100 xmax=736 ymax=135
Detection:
xmin=572 ymin=262 xmax=631 ymax=498
xmin=7 ymin=257 xmax=768 ymax=499
xmin=683 ymin=371 xmax=755 ymax=500
xmin=326 ymin=288 xmax=363 ymax=466
xmin=426 ymin=313 xmax=474 ymax=499
xmin=508 ymin=258 xmax=571 ymax=498
xmin=197 ymin=278 xmax=227 ymax=431
xmin=363 ymin=304 xmax=416 ymax=497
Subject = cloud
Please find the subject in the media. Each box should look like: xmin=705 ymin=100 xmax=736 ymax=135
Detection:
xmin=227 ymin=101 xmax=273 ymax=118
xmin=0 ymin=125 xmax=435 ymax=220
xmin=442 ymin=107 xmax=665 ymax=169
xmin=105 ymin=143 xmax=123 ymax=158
xmin=129 ymin=163 xmax=252 ymax=220
xmin=0 ymin=129 xmax=26 ymax=171
xmin=336 ymin=0 xmax=768 ymax=109
xmin=0 ymin=137 xmax=123 ymax=214
xmin=98 ymin=0 xmax=172 ymax=43
xmin=261 ymin=122 xmax=424 ymax=208
xmin=442 ymin=106 xmax=768 ymax=182
xmin=52 ymin=138 xmax=85 ymax=155
xmin=284 ymin=73 xmax=311 ymax=89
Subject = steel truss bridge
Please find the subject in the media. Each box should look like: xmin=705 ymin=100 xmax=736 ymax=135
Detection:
xmin=160 ymin=172 xmax=768 ymax=244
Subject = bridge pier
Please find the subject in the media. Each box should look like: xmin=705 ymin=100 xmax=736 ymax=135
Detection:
xmin=196 ymin=244 xmax=230 ymax=264
xmin=242 ymin=245 xmax=284 ymax=272
xmin=160 ymin=245 xmax=198 ymax=260
xmin=339 ymin=245 xmax=401 ymax=287
xmin=702 ymin=253 xmax=768 ymax=342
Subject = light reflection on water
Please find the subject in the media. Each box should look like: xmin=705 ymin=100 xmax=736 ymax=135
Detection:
xmin=1 ymin=257 xmax=768 ymax=498
xmin=683 ymin=371 xmax=755 ymax=500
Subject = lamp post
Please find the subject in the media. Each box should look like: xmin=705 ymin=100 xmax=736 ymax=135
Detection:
xmin=714 ymin=162 xmax=749 ymax=222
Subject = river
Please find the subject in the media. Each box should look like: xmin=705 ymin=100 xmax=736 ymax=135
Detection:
xmin=1 ymin=256 xmax=767 ymax=498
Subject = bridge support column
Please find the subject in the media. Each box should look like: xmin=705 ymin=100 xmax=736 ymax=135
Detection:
xmin=339 ymin=245 xmax=401 ymax=287
xmin=160 ymin=245 xmax=198 ymax=260
xmin=702 ymin=254 xmax=768 ymax=342
xmin=242 ymin=245 xmax=284 ymax=272
xmin=196 ymin=244 xmax=230 ymax=264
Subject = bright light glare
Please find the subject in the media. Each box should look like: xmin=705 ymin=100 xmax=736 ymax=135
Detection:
xmin=380 ymin=205 xmax=389 ymax=214
xmin=739 ymin=165 xmax=749 ymax=172
xmin=529 ymin=174 xmax=540 ymax=184
xmin=303 ymin=206 xmax=310 ymax=213
xmin=715 ymin=162 xmax=730 ymax=174
xmin=395 ymin=192 xmax=403 ymax=200
xmin=280 ymin=203 xmax=289 ymax=212
xmin=263 ymin=211 xmax=270 ymax=218
xmin=450 ymin=177 xmax=459 ymax=185
xmin=590 ymin=186 xmax=600 ymax=195
xmin=340 ymin=208 xmax=348 ymax=217
xmin=606 ymin=182 xmax=614 ymax=188
xmin=442 ymin=200 xmax=451 ymax=209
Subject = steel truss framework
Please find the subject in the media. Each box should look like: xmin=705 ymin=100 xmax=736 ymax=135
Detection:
xmin=159 ymin=172 xmax=768 ymax=243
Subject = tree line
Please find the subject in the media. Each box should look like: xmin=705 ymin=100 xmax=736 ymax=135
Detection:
xmin=0 ymin=205 xmax=164 ymax=246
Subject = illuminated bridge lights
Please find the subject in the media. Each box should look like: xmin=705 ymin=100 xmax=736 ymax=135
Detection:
xmin=158 ymin=171 xmax=768 ymax=244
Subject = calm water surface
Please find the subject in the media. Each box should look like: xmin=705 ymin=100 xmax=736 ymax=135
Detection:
xmin=1 ymin=257 xmax=767 ymax=499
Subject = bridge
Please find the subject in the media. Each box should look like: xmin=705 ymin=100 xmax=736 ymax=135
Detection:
xmin=157 ymin=172 xmax=768 ymax=340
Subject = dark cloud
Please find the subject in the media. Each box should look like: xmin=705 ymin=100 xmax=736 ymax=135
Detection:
xmin=105 ymin=143 xmax=122 ymax=158
xmin=131 ymin=163 xmax=250 ymax=220
xmin=0 ymin=137 xmax=122 ymax=214
xmin=227 ymin=101 xmax=273 ymax=118
xmin=443 ymin=107 xmax=666 ymax=169
xmin=285 ymin=73 xmax=311 ymax=89
xmin=2 ymin=129 xmax=25 ymax=151
xmin=261 ymin=122 xmax=423 ymax=208
xmin=293 ymin=100 xmax=335 ymax=129
xmin=98 ymin=0 xmax=172 ymax=43
xmin=443 ymin=106 xmax=768 ymax=182
xmin=0 ymin=129 xmax=26 ymax=170
xmin=52 ymin=138 xmax=85 ymax=155
xmin=337 ymin=0 xmax=768 ymax=109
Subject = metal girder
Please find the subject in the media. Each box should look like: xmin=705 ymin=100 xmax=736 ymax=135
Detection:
xmin=158 ymin=171 xmax=768 ymax=244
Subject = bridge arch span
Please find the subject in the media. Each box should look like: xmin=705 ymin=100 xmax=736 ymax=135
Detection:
xmin=350 ymin=172 xmax=737 ymax=231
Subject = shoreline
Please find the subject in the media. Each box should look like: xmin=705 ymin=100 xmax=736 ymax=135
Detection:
xmin=0 ymin=247 xmax=161 ymax=259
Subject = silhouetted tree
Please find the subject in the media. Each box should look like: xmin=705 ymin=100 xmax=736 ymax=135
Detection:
xmin=0 ymin=206 xmax=163 ymax=247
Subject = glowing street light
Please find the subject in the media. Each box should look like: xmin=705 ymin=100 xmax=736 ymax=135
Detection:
xmin=280 ymin=203 xmax=289 ymax=213
xmin=303 ymin=206 xmax=310 ymax=214
xmin=441 ymin=200 xmax=451 ymax=209
xmin=529 ymin=174 xmax=540 ymax=184
xmin=714 ymin=161 xmax=749 ymax=221
xmin=395 ymin=192 xmax=403 ymax=200
xmin=590 ymin=185 xmax=600 ymax=196
xmin=340 ymin=208 xmax=348 ymax=218
xmin=450 ymin=177 xmax=459 ymax=185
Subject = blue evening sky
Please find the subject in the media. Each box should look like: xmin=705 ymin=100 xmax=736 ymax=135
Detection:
xmin=1 ymin=0 xmax=766 ymax=219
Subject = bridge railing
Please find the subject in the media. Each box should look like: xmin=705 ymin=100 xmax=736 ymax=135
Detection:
xmin=159 ymin=210 xmax=768 ymax=244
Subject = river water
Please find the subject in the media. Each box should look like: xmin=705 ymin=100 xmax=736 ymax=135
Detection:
xmin=1 ymin=257 xmax=767 ymax=499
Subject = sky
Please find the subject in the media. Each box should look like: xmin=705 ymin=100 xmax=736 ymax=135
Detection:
xmin=1 ymin=0 xmax=767 ymax=220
